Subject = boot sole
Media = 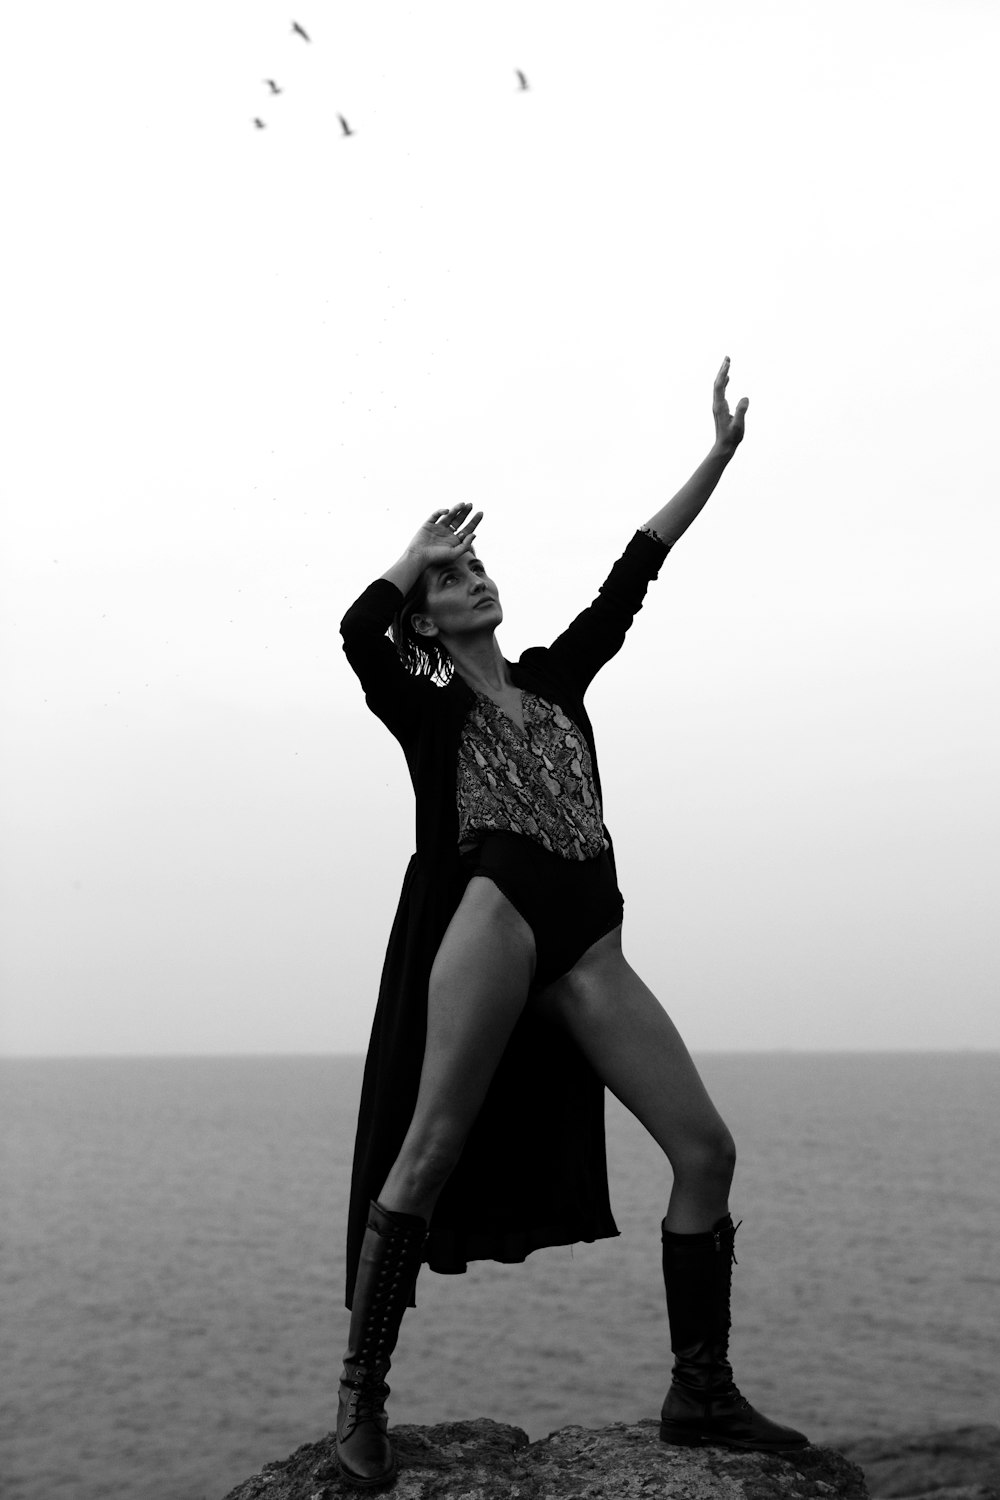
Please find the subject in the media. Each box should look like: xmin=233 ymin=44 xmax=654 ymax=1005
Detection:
xmin=335 ymin=1453 xmax=398 ymax=1489
xmin=660 ymin=1422 xmax=809 ymax=1453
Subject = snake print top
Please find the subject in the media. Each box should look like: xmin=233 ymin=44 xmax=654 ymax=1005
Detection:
xmin=456 ymin=690 xmax=609 ymax=861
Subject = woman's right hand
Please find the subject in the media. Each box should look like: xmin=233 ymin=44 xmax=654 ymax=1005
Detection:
xmin=405 ymin=504 xmax=483 ymax=568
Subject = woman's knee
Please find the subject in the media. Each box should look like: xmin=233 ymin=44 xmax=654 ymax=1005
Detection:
xmin=718 ymin=1125 xmax=737 ymax=1178
xmin=673 ymin=1123 xmax=737 ymax=1185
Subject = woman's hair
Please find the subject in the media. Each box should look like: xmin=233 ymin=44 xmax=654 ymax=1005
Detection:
xmin=390 ymin=572 xmax=455 ymax=686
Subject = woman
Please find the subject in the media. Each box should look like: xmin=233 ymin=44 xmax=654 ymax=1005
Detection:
xmin=337 ymin=358 xmax=808 ymax=1488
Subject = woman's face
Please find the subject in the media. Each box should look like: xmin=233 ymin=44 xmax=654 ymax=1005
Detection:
xmin=411 ymin=549 xmax=502 ymax=642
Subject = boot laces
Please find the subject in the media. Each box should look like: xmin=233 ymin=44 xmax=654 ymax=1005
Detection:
xmin=356 ymin=1230 xmax=416 ymax=1367
xmin=351 ymin=1383 xmax=388 ymax=1424
xmin=340 ymin=1373 xmax=389 ymax=1435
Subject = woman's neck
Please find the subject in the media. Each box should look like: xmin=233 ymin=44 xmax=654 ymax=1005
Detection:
xmin=448 ymin=635 xmax=513 ymax=695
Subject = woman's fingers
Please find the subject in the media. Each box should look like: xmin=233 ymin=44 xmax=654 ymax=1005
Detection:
xmin=713 ymin=356 xmax=731 ymax=408
xmin=445 ymin=504 xmax=480 ymax=535
xmin=456 ymin=509 xmax=483 ymax=540
xmin=429 ymin=503 xmax=469 ymax=523
xmin=423 ymin=505 xmax=481 ymax=552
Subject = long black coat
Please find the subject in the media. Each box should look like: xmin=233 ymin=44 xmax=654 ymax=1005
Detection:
xmin=339 ymin=528 xmax=670 ymax=1307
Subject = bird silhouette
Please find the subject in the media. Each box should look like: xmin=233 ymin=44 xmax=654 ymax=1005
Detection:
xmin=515 ymin=69 xmax=529 ymax=90
xmin=291 ymin=20 xmax=310 ymax=41
xmin=263 ymin=79 xmax=282 ymax=94
xmin=338 ymin=114 xmax=355 ymax=136
xmin=253 ymin=117 xmax=266 ymax=128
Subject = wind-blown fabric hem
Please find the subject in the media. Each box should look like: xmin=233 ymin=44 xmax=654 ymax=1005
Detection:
xmin=425 ymin=1215 xmax=622 ymax=1277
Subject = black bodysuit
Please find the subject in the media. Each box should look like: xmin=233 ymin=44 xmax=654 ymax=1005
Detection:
xmin=456 ymin=687 xmax=624 ymax=987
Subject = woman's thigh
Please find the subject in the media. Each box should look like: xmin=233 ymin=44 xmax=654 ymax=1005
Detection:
xmin=407 ymin=874 xmax=537 ymax=1148
xmin=537 ymin=928 xmax=733 ymax=1169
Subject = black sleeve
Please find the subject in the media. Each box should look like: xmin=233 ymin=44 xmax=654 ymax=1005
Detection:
xmin=340 ymin=580 xmax=432 ymax=744
xmin=519 ymin=529 xmax=671 ymax=696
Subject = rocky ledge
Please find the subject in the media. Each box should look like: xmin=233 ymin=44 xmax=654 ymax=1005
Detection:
xmin=220 ymin=1418 xmax=867 ymax=1499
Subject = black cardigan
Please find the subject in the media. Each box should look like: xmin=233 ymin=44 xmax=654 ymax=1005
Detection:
xmin=339 ymin=528 xmax=670 ymax=1307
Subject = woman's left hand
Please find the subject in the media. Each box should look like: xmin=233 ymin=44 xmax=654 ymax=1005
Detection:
xmin=712 ymin=356 xmax=749 ymax=458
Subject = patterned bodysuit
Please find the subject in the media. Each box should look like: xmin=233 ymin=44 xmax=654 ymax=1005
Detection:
xmin=456 ymin=690 xmax=608 ymax=860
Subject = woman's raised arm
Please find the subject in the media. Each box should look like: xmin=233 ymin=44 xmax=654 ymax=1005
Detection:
xmin=642 ymin=357 xmax=748 ymax=547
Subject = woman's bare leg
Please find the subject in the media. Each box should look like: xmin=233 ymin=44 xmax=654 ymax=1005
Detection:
xmin=532 ymin=926 xmax=809 ymax=1452
xmin=377 ymin=875 xmax=537 ymax=1220
xmin=536 ymin=927 xmax=735 ymax=1233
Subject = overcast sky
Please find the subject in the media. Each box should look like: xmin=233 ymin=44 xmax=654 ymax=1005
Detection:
xmin=2 ymin=1 xmax=998 ymax=1056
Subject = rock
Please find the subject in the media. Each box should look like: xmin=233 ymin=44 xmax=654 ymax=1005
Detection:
xmin=219 ymin=1417 xmax=868 ymax=1499
xmin=835 ymin=1425 xmax=1000 ymax=1500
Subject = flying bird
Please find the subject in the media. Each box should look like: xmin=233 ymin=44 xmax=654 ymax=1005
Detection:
xmin=515 ymin=69 xmax=529 ymax=90
xmin=253 ymin=117 xmax=266 ymax=128
xmin=263 ymin=79 xmax=282 ymax=94
xmin=338 ymin=114 xmax=355 ymax=137
xmin=291 ymin=20 xmax=310 ymax=41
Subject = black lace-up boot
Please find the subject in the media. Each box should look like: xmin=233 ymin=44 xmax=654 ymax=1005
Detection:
xmin=336 ymin=1199 xmax=428 ymax=1489
xmin=659 ymin=1214 xmax=809 ymax=1452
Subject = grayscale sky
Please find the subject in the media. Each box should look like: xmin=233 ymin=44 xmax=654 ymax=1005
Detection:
xmin=2 ymin=1 xmax=998 ymax=1056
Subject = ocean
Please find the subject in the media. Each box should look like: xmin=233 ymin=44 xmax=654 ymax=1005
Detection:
xmin=2 ymin=1053 xmax=998 ymax=1500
